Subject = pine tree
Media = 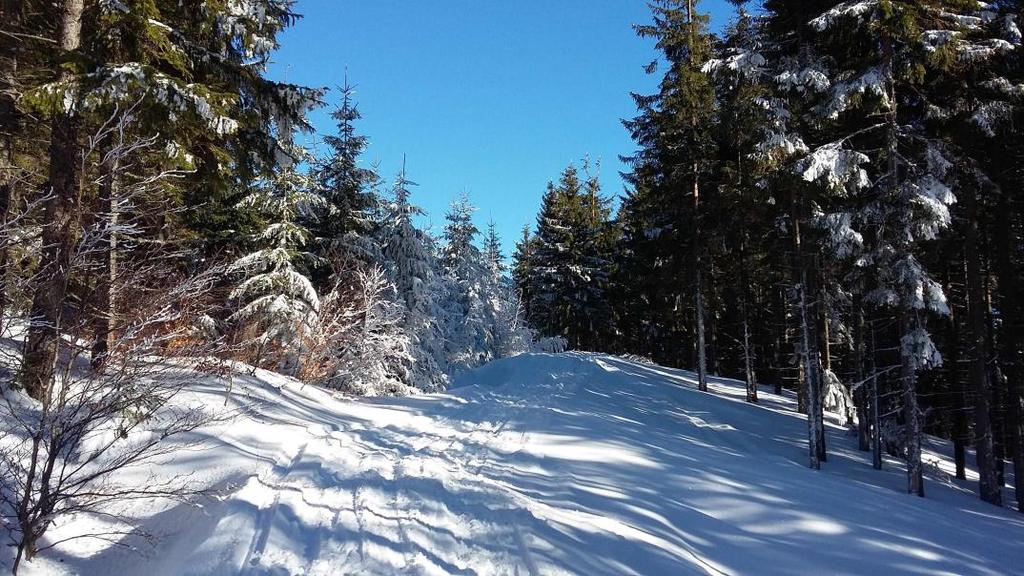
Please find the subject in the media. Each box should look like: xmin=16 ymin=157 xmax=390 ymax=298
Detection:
xmin=439 ymin=194 xmax=492 ymax=371
xmin=484 ymin=220 xmax=506 ymax=275
xmin=634 ymin=0 xmax=717 ymax=391
xmin=228 ymin=143 xmax=321 ymax=374
xmin=511 ymin=224 xmax=535 ymax=313
xmin=379 ymin=162 xmax=448 ymax=390
xmin=706 ymin=0 xmax=773 ymax=403
xmin=525 ymin=164 xmax=613 ymax=350
xmin=312 ymin=75 xmax=381 ymax=265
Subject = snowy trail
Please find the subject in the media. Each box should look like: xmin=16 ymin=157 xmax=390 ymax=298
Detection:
xmin=15 ymin=353 xmax=1024 ymax=576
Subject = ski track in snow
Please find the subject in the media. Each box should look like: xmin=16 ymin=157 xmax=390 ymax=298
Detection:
xmin=10 ymin=352 xmax=1024 ymax=576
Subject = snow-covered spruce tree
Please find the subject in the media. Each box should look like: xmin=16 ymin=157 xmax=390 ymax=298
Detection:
xmin=228 ymin=142 xmax=321 ymax=375
xmin=379 ymin=163 xmax=448 ymax=390
xmin=633 ymin=0 xmax=718 ymax=391
xmin=481 ymin=221 xmax=535 ymax=358
xmin=439 ymin=194 xmax=495 ymax=372
xmin=311 ymin=75 xmax=382 ymax=270
xmin=759 ymin=0 xmax=874 ymax=469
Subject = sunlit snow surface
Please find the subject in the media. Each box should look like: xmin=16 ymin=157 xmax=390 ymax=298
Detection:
xmin=9 ymin=353 xmax=1023 ymax=575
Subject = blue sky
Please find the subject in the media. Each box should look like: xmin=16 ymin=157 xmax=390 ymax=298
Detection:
xmin=269 ymin=1 xmax=741 ymax=256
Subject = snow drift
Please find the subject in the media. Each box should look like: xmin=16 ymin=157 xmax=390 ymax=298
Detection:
xmin=7 ymin=352 xmax=1023 ymax=575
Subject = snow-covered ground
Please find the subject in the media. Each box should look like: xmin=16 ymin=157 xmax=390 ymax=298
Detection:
xmin=7 ymin=352 xmax=1023 ymax=575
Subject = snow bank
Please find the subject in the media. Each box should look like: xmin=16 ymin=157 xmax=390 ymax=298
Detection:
xmin=7 ymin=353 xmax=1022 ymax=575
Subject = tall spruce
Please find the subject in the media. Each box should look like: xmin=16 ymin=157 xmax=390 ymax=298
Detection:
xmin=312 ymin=76 xmax=381 ymax=263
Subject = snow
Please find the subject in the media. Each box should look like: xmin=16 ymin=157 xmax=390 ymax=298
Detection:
xmin=7 ymin=353 xmax=1023 ymax=575
xmin=796 ymin=143 xmax=870 ymax=191
xmin=809 ymin=1 xmax=878 ymax=32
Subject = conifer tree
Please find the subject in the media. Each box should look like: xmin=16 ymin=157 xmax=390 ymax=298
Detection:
xmin=706 ymin=0 xmax=772 ymax=402
xmin=634 ymin=0 xmax=717 ymax=391
xmin=379 ymin=162 xmax=447 ymax=390
xmin=439 ymin=194 xmax=492 ymax=371
xmin=228 ymin=143 xmax=320 ymax=374
xmin=312 ymin=76 xmax=381 ymax=264
xmin=484 ymin=220 xmax=505 ymax=275
xmin=526 ymin=164 xmax=613 ymax=351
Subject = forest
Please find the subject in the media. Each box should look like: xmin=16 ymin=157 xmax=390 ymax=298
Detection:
xmin=515 ymin=0 xmax=1024 ymax=512
xmin=1 ymin=0 xmax=1023 ymax=574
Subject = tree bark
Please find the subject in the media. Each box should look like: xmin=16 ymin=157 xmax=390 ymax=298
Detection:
xmin=0 ymin=0 xmax=21 ymax=328
xmin=900 ymin=310 xmax=924 ymax=497
xmin=964 ymin=183 xmax=1001 ymax=505
xmin=994 ymin=184 xmax=1022 ymax=511
xmin=869 ymin=316 xmax=883 ymax=470
xmin=741 ymin=235 xmax=756 ymax=402
xmin=791 ymin=190 xmax=822 ymax=469
xmin=946 ymin=272 xmax=968 ymax=480
xmin=19 ymin=0 xmax=85 ymax=403
xmin=853 ymin=294 xmax=871 ymax=451
xmin=693 ymin=168 xmax=708 ymax=393
xmin=91 ymin=152 xmax=119 ymax=371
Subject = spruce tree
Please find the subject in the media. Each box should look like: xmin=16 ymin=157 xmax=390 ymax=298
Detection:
xmin=228 ymin=142 xmax=320 ymax=375
xmin=526 ymin=164 xmax=613 ymax=351
xmin=312 ymin=75 xmax=381 ymax=264
xmin=379 ymin=162 xmax=447 ymax=390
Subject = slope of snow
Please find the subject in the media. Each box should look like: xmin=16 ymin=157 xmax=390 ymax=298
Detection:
xmin=7 ymin=353 xmax=1023 ymax=575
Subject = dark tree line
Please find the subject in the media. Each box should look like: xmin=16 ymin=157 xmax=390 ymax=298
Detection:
xmin=515 ymin=0 xmax=1024 ymax=510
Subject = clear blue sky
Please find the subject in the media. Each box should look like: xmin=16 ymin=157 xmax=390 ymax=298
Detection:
xmin=269 ymin=1 xmax=741 ymax=256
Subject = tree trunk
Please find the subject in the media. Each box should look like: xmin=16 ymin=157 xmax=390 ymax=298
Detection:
xmin=791 ymin=191 xmax=822 ymax=469
xmin=947 ymin=276 xmax=968 ymax=480
xmin=741 ymin=235 xmax=756 ymax=402
xmin=19 ymin=0 xmax=86 ymax=403
xmin=901 ymin=310 xmax=924 ymax=497
xmin=995 ymin=183 xmax=1023 ymax=512
xmin=869 ymin=317 xmax=883 ymax=470
xmin=964 ymin=184 xmax=1001 ymax=505
xmin=693 ymin=167 xmax=708 ymax=392
xmin=0 ymin=0 xmax=20 ymax=328
xmin=816 ymin=278 xmax=828 ymax=461
xmin=853 ymin=294 xmax=871 ymax=451
xmin=91 ymin=152 xmax=119 ymax=371
xmin=774 ymin=285 xmax=785 ymax=396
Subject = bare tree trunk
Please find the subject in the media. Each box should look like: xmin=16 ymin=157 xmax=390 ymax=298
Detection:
xmin=0 ymin=0 xmax=21 ymax=327
xmin=693 ymin=169 xmax=708 ymax=393
xmin=901 ymin=310 xmax=924 ymax=497
xmin=790 ymin=191 xmax=822 ymax=469
xmin=91 ymin=152 xmax=119 ymax=371
xmin=964 ymin=184 xmax=1002 ymax=505
xmin=869 ymin=316 xmax=883 ymax=470
xmin=816 ymin=277 xmax=828 ymax=461
xmin=947 ymin=275 xmax=968 ymax=480
xmin=774 ymin=285 xmax=785 ymax=396
xmin=740 ymin=235 xmax=757 ymax=403
xmin=995 ymin=184 xmax=1023 ymax=512
xmin=853 ymin=294 xmax=871 ymax=451
xmin=19 ymin=0 xmax=86 ymax=403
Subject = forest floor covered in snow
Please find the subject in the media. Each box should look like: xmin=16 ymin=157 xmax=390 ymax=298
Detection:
xmin=5 ymin=352 xmax=1024 ymax=575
